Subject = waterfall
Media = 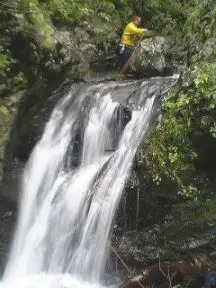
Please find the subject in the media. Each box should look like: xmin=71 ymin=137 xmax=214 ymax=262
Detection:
xmin=1 ymin=77 xmax=178 ymax=288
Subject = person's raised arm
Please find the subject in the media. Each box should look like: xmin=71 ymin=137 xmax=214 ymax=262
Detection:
xmin=127 ymin=24 xmax=146 ymax=37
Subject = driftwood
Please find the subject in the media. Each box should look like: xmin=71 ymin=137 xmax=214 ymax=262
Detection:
xmin=111 ymin=247 xmax=146 ymax=288
xmin=119 ymin=255 xmax=216 ymax=288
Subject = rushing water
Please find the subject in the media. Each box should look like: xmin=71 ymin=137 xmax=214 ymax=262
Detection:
xmin=1 ymin=77 xmax=178 ymax=288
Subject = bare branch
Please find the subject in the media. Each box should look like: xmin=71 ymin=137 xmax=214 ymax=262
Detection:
xmin=158 ymin=257 xmax=177 ymax=288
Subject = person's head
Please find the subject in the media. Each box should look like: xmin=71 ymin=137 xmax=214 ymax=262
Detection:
xmin=133 ymin=16 xmax=141 ymax=26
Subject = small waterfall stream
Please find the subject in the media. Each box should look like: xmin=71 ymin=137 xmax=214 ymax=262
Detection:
xmin=1 ymin=77 xmax=178 ymax=288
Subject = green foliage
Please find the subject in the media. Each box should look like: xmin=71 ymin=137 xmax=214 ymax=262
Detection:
xmin=0 ymin=51 xmax=11 ymax=76
xmin=0 ymin=45 xmax=15 ymax=80
xmin=142 ymin=91 xmax=198 ymax=198
xmin=20 ymin=0 xmax=54 ymax=48
xmin=191 ymin=63 xmax=216 ymax=132
xmin=143 ymin=62 xmax=216 ymax=199
xmin=13 ymin=72 xmax=28 ymax=87
xmin=122 ymin=0 xmax=185 ymax=34
xmin=43 ymin=0 xmax=120 ymax=25
xmin=46 ymin=0 xmax=93 ymax=25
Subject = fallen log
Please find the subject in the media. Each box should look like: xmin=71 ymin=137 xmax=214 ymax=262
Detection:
xmin=119 ymin=255 xmax=216 ymax=288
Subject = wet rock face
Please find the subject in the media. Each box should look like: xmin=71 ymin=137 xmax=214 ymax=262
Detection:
xmin=0 ymin=91 xmax=24 ymax=181
xmin=0 ymin=197 xmax=16 ymax=276
xmin=43 ymin=27 xmax=99 ymax=80
xmin=134 ymin=36 xmax=173 ymax=77
xmin=9 ymin=22 xmax=118 ymax=86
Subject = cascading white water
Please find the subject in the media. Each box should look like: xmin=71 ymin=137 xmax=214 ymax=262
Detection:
xmin=1 ymin=80 xmax=159 ymax=288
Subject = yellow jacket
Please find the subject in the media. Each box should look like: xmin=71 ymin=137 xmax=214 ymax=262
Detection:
xmin=121 ymin=22 xmax=145 ymax=47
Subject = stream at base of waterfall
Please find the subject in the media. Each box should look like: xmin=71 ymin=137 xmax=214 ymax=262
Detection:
xmin=0 ymin=77 xmax=179 ymax=288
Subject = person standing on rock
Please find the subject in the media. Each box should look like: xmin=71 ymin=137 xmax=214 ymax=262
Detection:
xmin=117 ymin=16 xmax=156 ymax=80
xmin=118 ymin=16 xmax=147 ymax=69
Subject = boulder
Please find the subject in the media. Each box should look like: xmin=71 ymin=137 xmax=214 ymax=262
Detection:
xmin=133 ymin=36 xmax=173 ymax=77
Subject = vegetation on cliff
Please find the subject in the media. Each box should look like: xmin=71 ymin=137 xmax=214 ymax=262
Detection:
xmin=0 ymin=0 xmax=216 ymax=201
xmin=133 ymin=0 xmax=216 ymax=200
xmin=0 ymin=0 xmax=130 ymax=90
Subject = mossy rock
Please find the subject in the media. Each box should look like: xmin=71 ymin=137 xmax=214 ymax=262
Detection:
xmin=134 ymin=36 xmax=174 ymax=77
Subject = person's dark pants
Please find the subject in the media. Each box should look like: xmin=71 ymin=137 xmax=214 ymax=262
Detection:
xmin=118 ymin=45 xmax=133 ymax=69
